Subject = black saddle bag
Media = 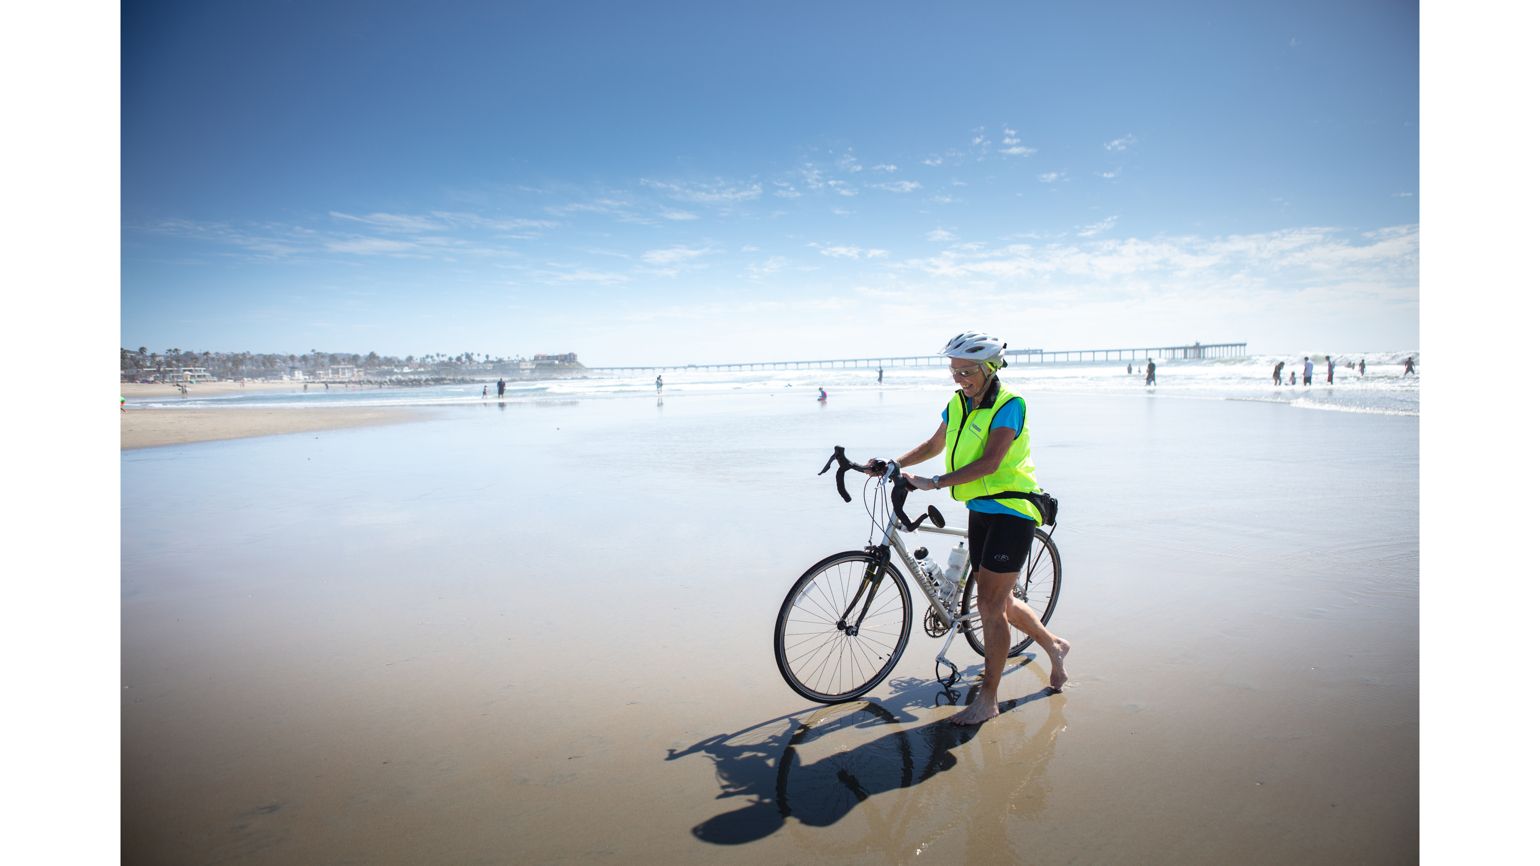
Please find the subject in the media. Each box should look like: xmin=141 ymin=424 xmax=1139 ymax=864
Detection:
xmin=1024 ymin=491 xmax=1058 ymax=526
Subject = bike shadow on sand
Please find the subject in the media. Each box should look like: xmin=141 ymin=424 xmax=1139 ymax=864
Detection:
xmin=667 ymin=655 xmax=1063 ymax=845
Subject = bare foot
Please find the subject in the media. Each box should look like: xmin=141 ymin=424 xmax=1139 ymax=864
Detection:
xmin=949 ymin=696 xmax=1000 ymax=726
xmin=1047 ymin=638 xmax=1071 ymax=691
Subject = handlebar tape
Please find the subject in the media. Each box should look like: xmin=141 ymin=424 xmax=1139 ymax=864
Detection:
xmin=818 ymin=446 xmax=853 ymax=502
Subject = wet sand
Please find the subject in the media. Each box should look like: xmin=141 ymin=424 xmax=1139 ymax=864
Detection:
xmin=121 ymin=389 xmax=1417 ymax=864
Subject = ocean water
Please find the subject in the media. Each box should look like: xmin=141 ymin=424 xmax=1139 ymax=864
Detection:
xmin=126 ymin=351 xmax=1421 ymax=416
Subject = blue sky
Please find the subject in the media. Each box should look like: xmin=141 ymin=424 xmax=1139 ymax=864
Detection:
xmin=121 ymin=0 xmax=1419 ymax=365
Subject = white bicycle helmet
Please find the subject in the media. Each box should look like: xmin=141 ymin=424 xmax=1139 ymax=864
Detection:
xmin=939 ymin=331 xmax=1008 ymax=367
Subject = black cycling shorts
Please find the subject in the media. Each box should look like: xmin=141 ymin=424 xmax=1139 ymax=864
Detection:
xmin=968 ymin=510 xmax=1036 ymax=574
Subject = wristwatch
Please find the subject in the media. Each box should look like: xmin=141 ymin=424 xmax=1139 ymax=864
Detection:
xmin=931 ymin=475 xmax=943 ymax=488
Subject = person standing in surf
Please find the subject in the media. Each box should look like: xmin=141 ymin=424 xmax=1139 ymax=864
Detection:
xmin=865 ymin=331 xmax=1071 ymax=725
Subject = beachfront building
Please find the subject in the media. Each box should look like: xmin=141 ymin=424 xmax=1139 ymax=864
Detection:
xmin=325 ymin=365 xmax=361 ymax=380
xmin=164 ymin=366 xmax=214 ymax=384
xmin=533 ymin=352 xmax=579 ymax=367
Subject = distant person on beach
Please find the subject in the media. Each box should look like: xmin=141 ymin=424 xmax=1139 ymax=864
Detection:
xmin=1145 ymin=359 xmax=1156 ymax=387
xmin=656 ymin=375 xmax=663 ymax=392
xmin=877 ymin=366 xmax=884 ymax=384
xmin=497 ymin=378 xmax=506 ymax=397
xmin=1272 ymin=361 xmax=1284 ymax=386
xmin=1326 ymin=356 xmax=1334 ymax=385
xmin=862 ymin=331 xmax=1070 ymax=724
xmin=1127 ymin=363 xmax=1133 ymax=375
xmin=817 ymin=387 xmax=827 ymax=402
xmin=482 ymin=385 xmax=488 ymax=398
xmin=1403 ymin=357 xmax=1416 ymax=376
xmin=1290 ymin=371 xmax=1296 ymax=385
xmin=1359 ymin=359 xmax=1366 ymax=376
xmin=1302 ymin=357 xmax=1314 ymax=386
xmin=121 ymin=395 xmax=126 ymax=413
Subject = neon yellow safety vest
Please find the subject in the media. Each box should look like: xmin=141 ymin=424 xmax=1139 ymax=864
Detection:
xmin=944 ymin=379 xmax=1042 ymax=523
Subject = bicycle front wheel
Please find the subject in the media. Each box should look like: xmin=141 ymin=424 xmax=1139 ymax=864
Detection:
xmin=961 ymin=528 xmax=1062 ymax=657
xmin=774 ymin=550 xmax=913 ymax=703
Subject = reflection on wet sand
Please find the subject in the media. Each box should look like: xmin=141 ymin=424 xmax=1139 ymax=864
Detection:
xmin=674 ymin=662 xmax=1069 ymax=853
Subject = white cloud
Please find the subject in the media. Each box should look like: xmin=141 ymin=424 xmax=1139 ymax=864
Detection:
xmin=871 ymin=164 xmax=898 ymax=173
xmin=746 ymin=256 xmax=789 ymax=278
xmin=838 ymin=152 xmax=863 ymax=173
xmin=144 ymin=218 xmax=305 ymax=257
xmin=639 ymin=178 xmax=762 ymax=203
xmin=872 ymin=180 xmax=922 ymax=193
xmin=1105 ymin=134 xmax=1137 ymax=151
xmin=815 ymin=243 xmax=890 ymax=260
xmin=1038 ymin=172 xmax=1067 ymax=183
xmin=999 ymin=127 xmax=1036 ymax=157
xmin=641 ymin=245 xmax=711 ymax=266
xmin=827 ymin=180 xmax=859 ymax=197
xmin=326 ymin=238 xmax=418 ymax=254
xmin=546 ymin=197 xmax=636 ymax=218
xmin=329 ymin=211 xmax=443 ymax=233
xmin=927 ymin=228 xmax=957 ymax=242
xmin=922 ymin=156 xmax=944 ymax=166
xmin=900 ymin=226 xmax=1419 ymax=296
xmin=1077 ymin=217 xmax=1118 ymax=238
xmin=1098 ymin=168 xmax=1122 ymax=180
xmin=659 ymin=209 xmax=699 ymax=221
xmin=551 ymin=268 xmax=630 ymax=285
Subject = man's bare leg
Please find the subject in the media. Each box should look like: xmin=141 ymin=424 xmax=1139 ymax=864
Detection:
xmin=951 ymin=568 xmax=1015 ymax=725
xmin=1004 ymin=598 xmax=1071 ymax=690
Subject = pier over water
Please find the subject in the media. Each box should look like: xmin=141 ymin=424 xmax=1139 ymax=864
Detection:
xmin=589 ymin=341 xmax=1248 ymax=374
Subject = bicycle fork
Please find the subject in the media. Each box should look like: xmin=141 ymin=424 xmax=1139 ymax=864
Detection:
xmin=834 ymin=562 xmax=888 ymax=636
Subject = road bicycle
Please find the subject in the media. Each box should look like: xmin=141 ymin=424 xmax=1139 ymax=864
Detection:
xmin=773 ymin=447 xmax=1062 ymax=703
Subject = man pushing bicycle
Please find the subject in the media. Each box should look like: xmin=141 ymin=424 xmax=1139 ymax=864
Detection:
xmin=866 ymin=332 xmax=1071 ymax=724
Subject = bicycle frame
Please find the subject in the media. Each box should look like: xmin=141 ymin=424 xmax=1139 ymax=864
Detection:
xmin=854 ymin=479 xmax=982 ymax=688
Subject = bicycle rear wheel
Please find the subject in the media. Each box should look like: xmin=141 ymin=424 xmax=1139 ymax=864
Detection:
xmin=774 ymin=550 xmax=913 ymax=703
xmin=961 ymin=528 xmax=1061 ymax=657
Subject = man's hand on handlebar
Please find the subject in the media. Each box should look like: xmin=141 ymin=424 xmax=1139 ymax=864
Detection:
xmin=859 ymin=458 xmax=886 ymax=477
xmin=902 ymin=472 xmax=940 ymax=491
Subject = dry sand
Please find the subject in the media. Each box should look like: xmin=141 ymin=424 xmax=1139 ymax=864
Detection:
xmin=121 ymin=407 xmax=428 ymax=449
xmin=121 ymin=389 xmax=1418 ymax=864
xmin=122 ymin=380 xmax=313 ymax=399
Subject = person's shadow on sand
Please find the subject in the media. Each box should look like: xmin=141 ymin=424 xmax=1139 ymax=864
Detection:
xmin=666 ymin=658 xmax=1067 ymax=845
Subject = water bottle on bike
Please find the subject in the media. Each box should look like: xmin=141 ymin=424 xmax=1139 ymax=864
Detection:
xmin=941 ymin=542 xmax=968 ymax=598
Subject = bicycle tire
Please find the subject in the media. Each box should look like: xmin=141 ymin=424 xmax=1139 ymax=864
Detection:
xmin=774 ymin=550 xmax=913 ymax=703
xmin=960 ymin=528 xmax=1061 ymax=657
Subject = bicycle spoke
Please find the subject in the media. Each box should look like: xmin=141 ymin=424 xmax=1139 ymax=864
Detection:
xmin=775 ymin=553 xmax=912 ymax=702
